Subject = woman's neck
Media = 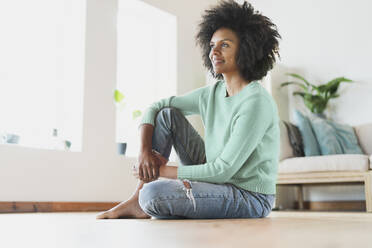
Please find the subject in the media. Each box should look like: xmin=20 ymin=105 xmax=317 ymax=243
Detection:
xmin=223 ymin=72 xmax=250 ymax=97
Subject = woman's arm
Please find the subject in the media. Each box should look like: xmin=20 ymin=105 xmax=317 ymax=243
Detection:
xmin=137 ymin=124 xmax=160 ymax=182
xmin=136 ymin=84 xmax=212 ymax=181
xmin=132 ymin=164 xmax=178 ymax=180
xmin=159 ymin=165 xmax=178 ymax=179
xmin=139 ymin=123 xmax=153 ymax=154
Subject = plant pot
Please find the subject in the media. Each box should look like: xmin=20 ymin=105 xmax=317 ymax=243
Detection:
xmin=117 ymin=142 xmax=127 ymax=155
xmin=2 ymin=133 xmax=20 ymax=144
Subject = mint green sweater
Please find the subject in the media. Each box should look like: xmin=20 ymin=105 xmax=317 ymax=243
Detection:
xmin=139 ymin=81 xmax=280 ymax=195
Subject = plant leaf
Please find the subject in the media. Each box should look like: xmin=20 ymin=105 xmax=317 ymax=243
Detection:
xmin=280 ymin=81 xmax=308 ymax=92
xmin=293 ymin=91 xmax=305 ymax=98
xmin=132 ymin=110 xmax=142 ymax=120
xmin=325 ymin=77 xmax=353 ymax=95
xmin=114 ymin=89 xmax=125 ymax=103
xmin=286 ymin=73 xmax=312 ymax=87
xmin=316 ymin=85 xmax=328 ymax=93
xmin=303 ymin=94 xmax=327 ymax=114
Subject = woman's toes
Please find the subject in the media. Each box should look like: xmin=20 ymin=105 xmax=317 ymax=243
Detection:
xmin=96 ymin=212 xmax=107 ymax=219
xmin=96 ymin=198 xmax=150 ymax=219
xmin=96 ymin=210 xmax=116 ymax=219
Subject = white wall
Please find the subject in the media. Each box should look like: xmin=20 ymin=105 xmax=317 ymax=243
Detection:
xmin=0 ymin=0 xmax=217 ymax=202
xmin=248 ymin=0 xmax=372 ymax=207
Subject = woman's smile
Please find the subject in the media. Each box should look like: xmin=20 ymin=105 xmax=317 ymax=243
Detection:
xmin=213 ymin=58 xmax=225 ymax=65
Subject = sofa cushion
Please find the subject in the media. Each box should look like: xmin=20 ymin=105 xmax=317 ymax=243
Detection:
xmin=308 ymin=115 xmax=363 ymax=155
xmin=354 ymin=123 xmax=372 ymax=155
xmin=293 ymin=110 xmax=321 ymax=156
xmin=283 ymin=121 xmax=304 ymax=157
xmin=279 ymin=154 xmax=369 ymax=173
xmin=279 ymin=120 xmax=294 ymax=161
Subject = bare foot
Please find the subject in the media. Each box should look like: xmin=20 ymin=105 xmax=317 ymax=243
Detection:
xmin=96 ymin=152 xmax=167 ymax=220
xmin=96 ymin=195 xmax=150 ymax=219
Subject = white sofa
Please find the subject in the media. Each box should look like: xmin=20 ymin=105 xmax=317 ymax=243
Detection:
xmin=277 ymin=121 xmax=372 ymax=212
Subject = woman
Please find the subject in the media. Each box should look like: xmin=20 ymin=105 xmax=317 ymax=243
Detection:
xmin=97 ymin=0 xmax=281 ymax=219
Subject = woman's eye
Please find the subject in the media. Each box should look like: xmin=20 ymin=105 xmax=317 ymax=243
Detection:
xmin=209 ymin=43 xmax=228 ymax=49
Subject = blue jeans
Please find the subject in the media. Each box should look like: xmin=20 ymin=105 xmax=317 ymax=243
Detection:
xmin=138 ymin=107 xmax=276 ymax=219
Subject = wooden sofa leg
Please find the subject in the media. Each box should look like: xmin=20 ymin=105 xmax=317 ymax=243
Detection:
xmin=296 ymin=184 xmax=304 ymax=210
xmin=364 ymin=171 xmax=372 ymax=213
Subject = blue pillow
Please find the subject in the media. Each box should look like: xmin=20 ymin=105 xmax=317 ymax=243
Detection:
xmin=293 ymin=110 xmax=321 ymax=156
xmin=308 ymin=115 xmax=364 ymax=155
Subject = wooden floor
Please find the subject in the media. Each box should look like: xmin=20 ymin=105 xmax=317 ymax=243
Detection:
xmin=1 ymin=210 xmax=372 ymax=248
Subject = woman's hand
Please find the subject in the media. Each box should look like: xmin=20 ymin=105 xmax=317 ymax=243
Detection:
xmin=134 ymin=150 xmax=168 ymax=183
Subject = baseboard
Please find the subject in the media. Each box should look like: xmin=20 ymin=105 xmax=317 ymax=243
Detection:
xmin=0 ymin=201 xmax=119 ymax=213
xmin=294 ymin=200 xmax=366 ymax=211
xmin=1 ymin=200 xmax=366 ymax=213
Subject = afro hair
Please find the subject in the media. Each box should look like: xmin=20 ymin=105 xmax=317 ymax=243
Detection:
xmin=196 ymin=0 xmax=281 ymax=82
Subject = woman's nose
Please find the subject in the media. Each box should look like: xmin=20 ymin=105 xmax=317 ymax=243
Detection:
xmin=211 ymin=46 xmax=220 ymax=55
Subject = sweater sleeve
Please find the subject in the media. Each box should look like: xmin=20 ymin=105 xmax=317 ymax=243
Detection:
xmin=177 ymin=96 xmax=273 ymax=183
xmin=139 ymin=84 xmax=209 ymax=128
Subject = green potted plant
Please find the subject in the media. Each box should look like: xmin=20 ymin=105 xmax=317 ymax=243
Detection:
xmin=114 ymin=89 xmax=142 ymax=155
xmin=280 ymin=73 xmax=353 ymax=117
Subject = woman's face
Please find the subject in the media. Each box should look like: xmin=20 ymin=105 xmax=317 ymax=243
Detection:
xmin=209 ymin=28 xmax=240 ymax=75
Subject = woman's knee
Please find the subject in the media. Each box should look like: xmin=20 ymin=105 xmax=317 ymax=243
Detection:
xmin=155 ymin=107 xmax=182 ymax=127
xmin=138 ymin=179 xmax=184 ymax=218
xmin=138 ymin=180 xmax=167 ymax=216
xmin=261 ymin=195 xmax=276 ymax=218
xmin=158 ymin=107 xmax=179 ymax=116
